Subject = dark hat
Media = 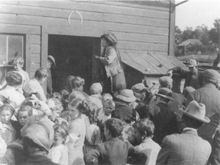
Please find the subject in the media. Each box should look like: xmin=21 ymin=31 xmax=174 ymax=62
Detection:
xmin=159 ymin=76 xmax=173 ymax=88
xmin=155 ymin=88 xmax=173 ymax=101
xmin=202 ymin=69 xmax=220 ymax=84
xmin=180 ymin=100 xmax=210 ymax=123
xmin=101 ymin=33 xmax=117 ymax=46
xmin=48 ymin=55 xmax=56 ymax=68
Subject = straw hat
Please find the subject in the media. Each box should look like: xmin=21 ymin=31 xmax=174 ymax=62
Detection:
xmin=48 ymin=55 xmax=56 ymax=68
xmin=180 ymin=100 xmax=210 ymax=123
xmin=155 ymin=88 xmax=173 ymax=101
xmin=131 ymin=83 xmax=149 ymax=93
xmin=202 ymin=69 xmax=220 ymax=84
xmin=159 ymin=76 xmax=173 ymax=88
xmin=116 ymin=89 xmax=136 ymax=103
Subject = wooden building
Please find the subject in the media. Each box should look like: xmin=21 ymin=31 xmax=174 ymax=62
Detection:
xmin=0 ymin=0 xmax=186 ymax=93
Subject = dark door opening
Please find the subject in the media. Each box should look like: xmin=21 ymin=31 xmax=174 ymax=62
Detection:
xmin=48 ymin=35 xmax=100 ymax=94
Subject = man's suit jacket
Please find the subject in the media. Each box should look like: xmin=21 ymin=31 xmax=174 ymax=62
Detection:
xmin=156 ymin=129 xmax=211 ymax=165
xmin=85 ymin=137 xmax=147 ymax=165
xmin=186 ymin=83 xmax=220 ymax=142
xmin=186 ymin=83 xmax=220 ymax=165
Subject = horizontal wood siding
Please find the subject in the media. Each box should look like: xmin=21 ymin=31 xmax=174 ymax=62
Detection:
xmin=0 ymin=1 xmax=170 ymax=71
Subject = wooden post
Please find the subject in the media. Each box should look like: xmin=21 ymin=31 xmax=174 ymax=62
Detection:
xmin=168 ymin=0 xmax=175 ymax=56
xmin=41 ymin=26 xmax=48 ymax=93
xmin=25 ymin=33 xmax=31 ymax=75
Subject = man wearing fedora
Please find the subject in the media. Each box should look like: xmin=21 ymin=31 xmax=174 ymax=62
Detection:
xmin=156 ymin=100 xmax=211 ymax=165
xmin=148 ymin=88 xmax=179 ymax=145
xmin=112 ymin=89 xmax=137 ymax=124
xmin=47 ymin=55 xmax=56 ymax=96
xmin=186 ymin=69 xmax=220 ymax=165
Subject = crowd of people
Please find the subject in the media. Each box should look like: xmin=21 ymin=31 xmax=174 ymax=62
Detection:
xmin=0 ymin=32 xmax=220 ymax=165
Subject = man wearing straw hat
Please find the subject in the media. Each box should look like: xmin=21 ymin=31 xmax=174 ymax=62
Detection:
xmin=156 ymin=100 xmax=211 ymax=165
xmin=112 ymin=89 xmax=136 ymax=124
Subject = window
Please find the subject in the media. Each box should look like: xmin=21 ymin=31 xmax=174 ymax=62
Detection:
xmin=0 ymin=34 xmax=24 ymax=65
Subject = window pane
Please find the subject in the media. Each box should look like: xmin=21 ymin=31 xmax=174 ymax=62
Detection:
xmin=0 ymin=35 xmax=6 ymax=64
xmin=8 ymin=35 xmax=23 ymax=62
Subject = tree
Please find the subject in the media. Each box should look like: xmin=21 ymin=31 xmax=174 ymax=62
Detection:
xmin=175 ymin=26 xmax=182 ymax=44
xmin=193 ymin=25 xmax=209 ymax=46
xmin=209 ymin=19 xmax=220 ymax=44
xmin=181 ymin=27 xmax=194 ymax=41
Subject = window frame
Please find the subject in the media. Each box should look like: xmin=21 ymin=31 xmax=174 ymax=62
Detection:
xmin=0 ymin=33 xmax=25 ymax=65
xmin=0 ymin=26 xmax=31 ymax=75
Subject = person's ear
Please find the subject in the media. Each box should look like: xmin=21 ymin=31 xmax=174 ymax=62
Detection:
xmin=142 ymin=131 xmax=147 ymax=140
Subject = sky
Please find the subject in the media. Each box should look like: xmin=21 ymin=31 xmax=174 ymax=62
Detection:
xmin=175 ymin=0 xmax=220 ymax=31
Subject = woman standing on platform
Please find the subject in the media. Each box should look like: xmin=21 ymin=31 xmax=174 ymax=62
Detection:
xmin=94 ymin=33 xmax=126 ymax=94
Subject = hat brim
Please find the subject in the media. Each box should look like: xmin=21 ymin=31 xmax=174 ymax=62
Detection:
xmin=116 ymin=95 xmax=136 ymax=103
xmin=48 ymin=56 xmax=56 ymax=68
xmin=187 ymin=65 xmax=195 ymax=68
xmin=155 ymin=93 xmax=173 ymax=101
xmin=180 ymin=108 xmax=210 ymax=123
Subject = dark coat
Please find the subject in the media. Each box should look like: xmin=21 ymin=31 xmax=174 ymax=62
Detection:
xmin=21 ymin=154 xmax=60 ymax=165
xmin=111 ymin=101 xmax=136 ymax=124
xmin=149 ymin=102 xmax=179 ymax=145
xmin=85 ymin=137 xmax=147 ymax=165
xmin=47 ymin=68 xmax=53 ymax=95
xmin=172 ymin=67 xmax=202 ymax=90
xmin=168 ymin=92 xmax=185 ymax=113
xmin=186 ymin=83 xmax=220 ymax=142
xmin=156 ymin=129 xmax=211 ymax=165
xmin=186 ymin=83 xmax=220 ymax=165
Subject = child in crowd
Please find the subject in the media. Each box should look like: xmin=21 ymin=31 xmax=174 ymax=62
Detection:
xmin=85 ymin=118 xmax=147 ymax=165
xmin=121 ymin=122 xmax=136 ymax=145
xmin=11 ymin=105 xmax=33 ymax=139
xmin=98 ymin=99 xmax=115 ymax=124
xmin=0 ymin=104 xmax=16 ymax=165
xmin=89 ymin=83 xmax=103 ymax=111
xmin=102 ymin=93 xmax=113 ymax=102
xmin=48 ymin=123 xmax=68 ymax=165
xmin=133 ymin=118 xmax=161 ymax=165
xmin=47 ymin=98 xmax=66 ymax=124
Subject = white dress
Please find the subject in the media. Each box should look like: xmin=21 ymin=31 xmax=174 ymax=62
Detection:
xmin=48 ymin=144 xmax=68 ymax=165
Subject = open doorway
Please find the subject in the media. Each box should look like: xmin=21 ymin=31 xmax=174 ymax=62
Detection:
xmin=48 ymin=35 xmax=100 ymax=94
